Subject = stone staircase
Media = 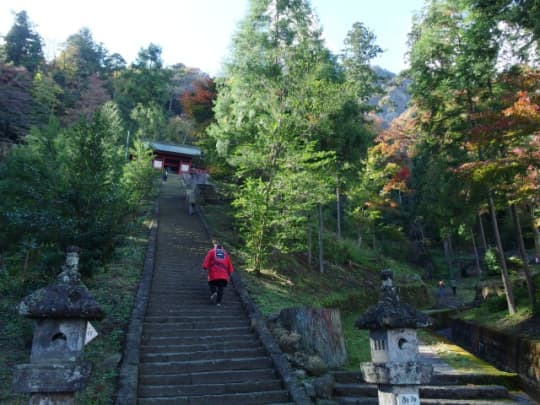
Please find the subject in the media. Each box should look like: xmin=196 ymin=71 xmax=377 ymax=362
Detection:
xmin=136 ymin=177 xmax=293 ymax=404
xmin=331 ymin=370 xmax=530 ymax=404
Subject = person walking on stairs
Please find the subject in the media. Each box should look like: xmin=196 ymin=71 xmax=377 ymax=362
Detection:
xmin=186 ymin=186 xmax=196 ymax=215
xmin=202 ymin=239 xmax=234 ymax=306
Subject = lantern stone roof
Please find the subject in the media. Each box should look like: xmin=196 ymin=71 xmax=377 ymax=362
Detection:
xmin=356 ymin=270 xmax=432 ymax=330
xmin=17 ymin=248 xmax=104 ymax=320
xmin=150 ymin=141 xmax=201 ymax=157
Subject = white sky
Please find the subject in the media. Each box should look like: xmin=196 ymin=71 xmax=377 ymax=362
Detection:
xmin=0 ymin=0 xmax=426 ymax=76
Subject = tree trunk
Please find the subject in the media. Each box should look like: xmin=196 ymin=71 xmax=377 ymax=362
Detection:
xmin=318 ymin=203 xmax=324 ymax=274
xmin=307 ymin=214 xmax=312 ymax=266
xmin=443 ymin=234 xmax=454 ymax=281
xmin=529 ymin=204 xmax=540 ymax=260
xmin=336 ymin=185 xmax=341 ymax=240
xmin=23 ymin=250 xmax=30 ymax=275
xmin=511 ymin=204 xmax=535 ymax=307
xmin=488 ymin=193 xmax=516 ymax=314
xmin=478 ymin=212 xmax=488 ymax=253
xmin=470 ymin=227 xmax=482 ymax=278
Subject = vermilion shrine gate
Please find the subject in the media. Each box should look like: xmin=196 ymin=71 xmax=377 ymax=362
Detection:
xmin=150 ymin=141 xmax=203 ymax=174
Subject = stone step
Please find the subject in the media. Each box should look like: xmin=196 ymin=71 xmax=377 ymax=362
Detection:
xmin=137 ymin=390 xmax=290 ymax=405
xmin=143 ymin=314 xmax=245 ymax=323
xmin=138 ymin=368 xmax=280 ymax=386
xmin=147 ymin=288 xmax=237 ymax=295
xmin=144 ymin=308 xmax=247 ymax=317
xmin=143 ymin=321 xmax=251 ymax=330
xmin=142 ymin=319 xmax=250 ymax=330
xmin=140 ymin=333 xmax=259 ymax=347
xmin=334 ymin=383 xmax=509 ymax=399
xmin=145 ymin=304 xmax=245 ymax=313
xmin=139 ymin=356 xmax=274 ymax=374
xmin=141 ymin=347 xmax=267 ymax=362
xmin=147 ymin=294 xmax=241 ymax=301
xmin=146 ymin=295 xmax=238 ymax=303
xmin=333 ymin=383 xmax=376 ymax=397
xmin=336 ymin=398 xmax=517 ymax=405
xmin=147 ymin=289 xmax=229 ymax=295
xmin=145 ymin=294 xmax=238 ymax=302
xmin=145 ymin=305 xmax=246 ymax=314
xmin=335 ymin=398 xmax=377 ymax=405
xmin=332 ymin=371 xmax=364 ymax=384
xmin=430 ymin=372 xmax=521 ymax=388
xmin=149 ymin=280 xmax=202 ymax=283
xmin=420 ymin=385 xmax=509 ymax=399
xmin=138 ymin=379 xmax=284 ymax=397
xmin=142 ymin=326 xmax=253 ymax=340
xmin=420 ymin=398 xmax=517 ymax=405
xmin=140 ymin=337 xmax=261 ymax=353
xmin=333 ymin=370 xmax=519 ymax=389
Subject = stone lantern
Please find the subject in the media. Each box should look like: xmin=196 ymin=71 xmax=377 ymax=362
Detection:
xmin=12 ymin=246 xmax=104 ymax=405
xmin=355 ymin=269 xmax=432 ymax=405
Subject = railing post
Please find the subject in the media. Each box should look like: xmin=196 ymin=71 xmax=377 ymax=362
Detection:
xmin=12 ymin=246 xmax=104 ymax=404
xmin=356 ymin=269 xmax=433 ymax=405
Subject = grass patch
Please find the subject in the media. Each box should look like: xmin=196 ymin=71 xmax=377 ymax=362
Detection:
xmin=342 ymin=312 xmax=371 ymax=370
xmin=417 ymin=330 xmax=519 ymax=390
xmin=418 ymin=330 xmax=501 ymax=373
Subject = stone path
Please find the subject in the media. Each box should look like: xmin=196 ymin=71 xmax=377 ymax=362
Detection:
xmin=135 ymin=175 xmax=294 ymax=404
xmin=418 ymin=344 xmax=457 ymax=375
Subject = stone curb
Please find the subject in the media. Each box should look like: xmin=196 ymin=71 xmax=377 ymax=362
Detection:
xmin=115 ymin=201 xmax=159 ymax=405
xmin=197 ymin=204 xmax=313 ymax=405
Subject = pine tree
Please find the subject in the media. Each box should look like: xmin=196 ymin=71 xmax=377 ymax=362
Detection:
xmin=4 ymin=11 xmax=44 ymax=73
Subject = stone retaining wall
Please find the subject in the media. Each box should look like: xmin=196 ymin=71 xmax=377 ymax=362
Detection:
xmin=450 ymin=319 xmax=540 ymax=401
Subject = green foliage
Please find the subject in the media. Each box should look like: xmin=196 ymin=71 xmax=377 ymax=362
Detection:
xmin=0 ymin=106 xmax=155 ymax=275
xmin=55 ymin=28 xmax=106 ymax=81
xmin=130 ymin=102 xmax=167 ymax=140
xmin=459 ymin=293 xmax=534 ymax=327
xmin=341 ymin=21 xmax=383 ymax=100
xmin=32 ymin=72 xmax=63 ymax=124
xmin=341 ymin=312 xmax=371 ymax=370
xmin=122 ymin=138 xmax=159 ymax=207
xmin=208 ymin=0 xmax=381 ymax=271
xmin=113 ymin=44 xmax=172 ymax=124
xmin=484 ymin=248 xmax=501 ymax=275
xmin=3 ymin=10 xmax=44 ymax=73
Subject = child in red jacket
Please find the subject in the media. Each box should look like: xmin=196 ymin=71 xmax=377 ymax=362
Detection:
xmin=202 ymin=239 xmax=234 ymax=306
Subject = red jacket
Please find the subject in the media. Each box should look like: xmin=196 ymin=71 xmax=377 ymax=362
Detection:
xmin=202 ymin=246 xmax=234 ymax=282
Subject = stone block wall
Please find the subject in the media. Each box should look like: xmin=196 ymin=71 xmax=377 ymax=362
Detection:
xmin=450 ymin=319 xmax=540 ymax=400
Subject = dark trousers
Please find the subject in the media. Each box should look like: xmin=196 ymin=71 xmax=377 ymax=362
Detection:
xmin=209 ymin=279 xmax=228 ymax=303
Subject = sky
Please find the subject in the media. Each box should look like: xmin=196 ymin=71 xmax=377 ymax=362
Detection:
xmin=0 ymin=0 xmax=426 ymax=76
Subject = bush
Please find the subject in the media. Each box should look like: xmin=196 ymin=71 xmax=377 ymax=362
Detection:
xmin=484 ymin=294 xmax=508 ymax=312
xmin=485 ymin=248 xmax=500 ymax=275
